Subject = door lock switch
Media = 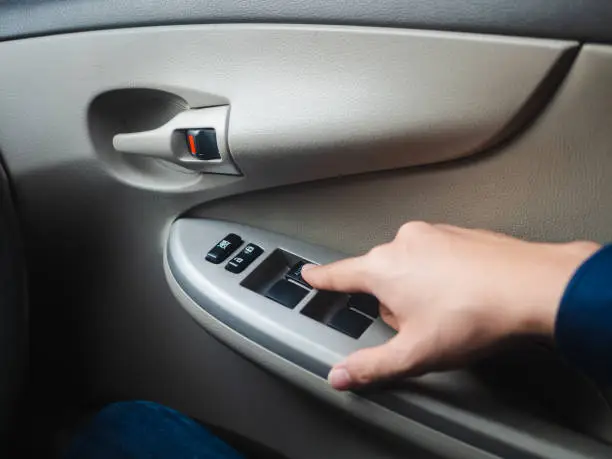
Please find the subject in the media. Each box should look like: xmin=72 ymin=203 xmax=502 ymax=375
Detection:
xmin=266 ymin=279 xmax=308 ymax=309
xmin=206 ymin=233 xmax=242 ymax=264
xmin=226 ymin=243 xmax=263 ymax=273
xmin=186 ymin=128 xmax=221 ymax=160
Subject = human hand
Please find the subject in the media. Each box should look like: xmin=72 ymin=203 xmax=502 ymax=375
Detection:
xmin=301 ymin=222 xmax=599 ymax=391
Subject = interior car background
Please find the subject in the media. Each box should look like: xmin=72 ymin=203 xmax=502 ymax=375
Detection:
xmin=1 ymin=1 xmax=612 ymax=458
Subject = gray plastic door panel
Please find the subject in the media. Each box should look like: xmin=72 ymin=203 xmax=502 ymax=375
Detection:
xmin=1 ymin=11 xmax=612 ymax=459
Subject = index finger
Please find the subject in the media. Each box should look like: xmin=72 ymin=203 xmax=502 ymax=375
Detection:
xmin=301 ymin=256 xmax=371 ymax=293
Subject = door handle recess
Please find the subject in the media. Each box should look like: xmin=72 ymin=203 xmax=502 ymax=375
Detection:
xmin=112 ymin=105 xmax=240 ymax=175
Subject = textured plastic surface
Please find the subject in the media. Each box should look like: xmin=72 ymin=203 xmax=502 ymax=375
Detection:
xmin=165 ymin=254 xmax=491 ymax=459
xmin=167 ymin=219 xmax=612 ymax=459
xmin=0 ymin=24 xmax=610 ymax=459
xmin=166 ymin=219 xmax=610 ymax=458
xmin=2 ymin=0 xmax=612 ymax=44
xmin=0 ymin=25 xmax=573 ymax=192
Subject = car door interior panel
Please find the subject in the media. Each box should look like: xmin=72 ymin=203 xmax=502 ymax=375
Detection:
xmin=0 ymin=25 xmax=575 ymax=192
xmin=2 ymin=2 xmax=612 ymax=458
xmin=167 ymin=219 xmax=396 ymax=378
xmin=166 ymin=218 xmax=612 ymax=459
xmin=2 ymin=0 xmax=612 ymax=44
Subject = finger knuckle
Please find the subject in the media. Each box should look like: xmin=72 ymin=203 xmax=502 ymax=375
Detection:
xmin=366 ymin=244 xmax=392 ymax=269
xmin=397 ymin=221 xmax=434 ymax=240
xmin=367 ymin=244 xmax=387 ymax=259
xmin=395 ymin=336 xmax=432 ymax=375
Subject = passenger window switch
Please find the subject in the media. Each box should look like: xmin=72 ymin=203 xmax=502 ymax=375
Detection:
xmin=205 ymin=233 xmax=242 ymax=264
xmin=226 ymin=243 xmax=263 ymax=273
xmin=348 ymin=293 xmax=379 ymax=318
xmin=266 ymin=279 xmax=308 ymax=309
xmin=328 ymin=308 xmax=372 ymax=339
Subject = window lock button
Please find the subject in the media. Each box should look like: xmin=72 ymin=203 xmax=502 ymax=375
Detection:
xmin=226 ymin=243 xmax=263 ymax=273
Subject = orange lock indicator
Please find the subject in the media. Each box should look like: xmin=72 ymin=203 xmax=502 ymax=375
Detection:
xmin=185 ymin=129 xmax=221 ymax=160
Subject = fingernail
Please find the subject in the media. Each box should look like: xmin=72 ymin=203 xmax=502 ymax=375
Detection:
xmin=328 ymin=367 xmax=352 ymax=390
xmin=301 ymin=263 xmax=316 ymax=272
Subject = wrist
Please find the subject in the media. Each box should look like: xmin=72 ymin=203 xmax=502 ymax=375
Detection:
xmin=512 ymin=241 xmax=601 ymax=338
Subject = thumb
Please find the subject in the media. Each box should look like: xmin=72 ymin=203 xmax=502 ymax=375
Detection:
xmin=327 ymin=335 xmax=415 ymax=390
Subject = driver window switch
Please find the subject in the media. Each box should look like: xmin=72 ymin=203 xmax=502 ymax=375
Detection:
xmin=286 ymin=260 xmax=312 ymax=288
xmin=328 ymin=308 xmax=372 ymax=339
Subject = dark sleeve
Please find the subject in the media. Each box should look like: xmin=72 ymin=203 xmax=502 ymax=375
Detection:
xmin=555 ymin=244 xmax=612 ymax=384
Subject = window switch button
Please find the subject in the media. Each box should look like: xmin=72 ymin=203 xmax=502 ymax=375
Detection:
xmin=328 ymin=308 xmax=372 ymax=339
xmin=348 ymin=294 xmax=379 ymax=318
xmin=205 ymin=233 xmax=242 ymax=264
xmin=266 ymin=279 xmax=308 ymax=309
xmin=286 ymin=260 xmax=311 ymax=288
xmin=225 ymin=243 xmax=263 ymax=273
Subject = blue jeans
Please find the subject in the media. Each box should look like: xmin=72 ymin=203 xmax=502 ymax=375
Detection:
xmin=64 ymin=401 xmax=245 ymax=459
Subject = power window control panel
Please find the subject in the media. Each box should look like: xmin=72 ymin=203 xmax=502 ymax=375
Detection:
xmin=200 ymin=231 xmax=382 ymax=340
xmin=168 ymin=219 xmax=396 ymax=383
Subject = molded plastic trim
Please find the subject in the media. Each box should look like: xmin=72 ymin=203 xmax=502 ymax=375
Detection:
xmin=2 ymin=0 xmax=612 ymax=44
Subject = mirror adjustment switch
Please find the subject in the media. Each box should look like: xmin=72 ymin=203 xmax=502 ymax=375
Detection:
xmin=186 ymin=128 xmax=221 ymax=160
xmin=328 ymin=308 xmax=372 ymax=339
xmin=348 ymin=294 xmax=379 ymax=318
xmin=206 ymin=233 xmax=242 ymax=264
xmin=286 ymin=260 xmax=311 ymax=288
xmin=266 ymin=279 xmax=308 ymax=309
xmin=226 ymin=243 xmax=263 ymax=273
